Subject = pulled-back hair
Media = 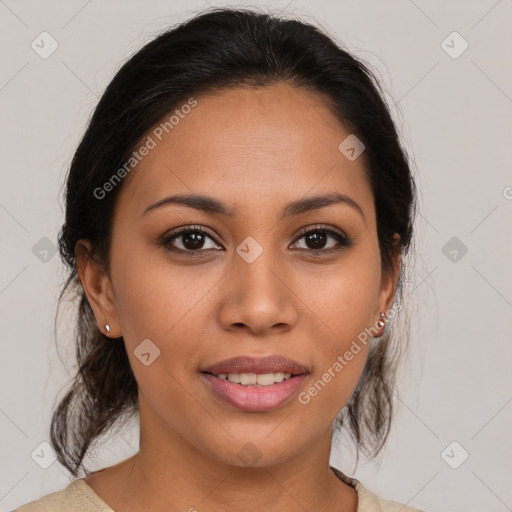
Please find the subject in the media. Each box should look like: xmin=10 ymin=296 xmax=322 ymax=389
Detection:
xmin=51 ymin=6 xmax=416 ymax=476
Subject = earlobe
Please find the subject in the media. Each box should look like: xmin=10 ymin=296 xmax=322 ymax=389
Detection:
xmin=375 ymin=234 xmax=401 ymax=332
xmin=75 ymin=240 xmax=121 ymax=338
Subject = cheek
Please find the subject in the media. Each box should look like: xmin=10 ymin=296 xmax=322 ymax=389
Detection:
xmin=298 ymin=347 xmax=368 ymax=425
xmin=306 ymin=245 xmax=382 ymax=339
xmin=110 ymin=238 xmax=218 ymax=344
xmin=112 ymin=254 xmax=208 ymax=422
xmin=296 ymin=246 xmax=380 ymax=412
xmin=108 ymin=242 xmax=217 ymax=406
xmin=294 ymin=277 xmax=373 ymax=423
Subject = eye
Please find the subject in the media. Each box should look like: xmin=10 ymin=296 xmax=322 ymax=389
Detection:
xmin=290 ymin=225 xmax=353 ymax=254
xmin=159 ymin=225 xmax=223 ymax=253
xmin=158 ymin=224 xmax=353 ymax=256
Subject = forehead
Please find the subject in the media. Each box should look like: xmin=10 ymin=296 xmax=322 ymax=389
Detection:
xmin=116 ymin=83 xmax=372 ymax=218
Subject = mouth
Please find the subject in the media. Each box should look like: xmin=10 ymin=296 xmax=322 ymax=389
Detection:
xmin=201 ymin=372 xmax=308 ymax=412
xmin=200 ymin=355 xmax=309 ymax=412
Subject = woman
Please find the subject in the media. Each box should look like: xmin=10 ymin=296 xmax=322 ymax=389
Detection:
xmin=15 ymin=6 xmax=420 ymax=511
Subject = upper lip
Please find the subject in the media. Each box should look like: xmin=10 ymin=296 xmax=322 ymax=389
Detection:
xmin=202 ymin=355 xmax=309 ymax=376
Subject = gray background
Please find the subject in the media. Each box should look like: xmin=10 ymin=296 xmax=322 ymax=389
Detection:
xmin=1 ymin=1 xmax=511 ymax=511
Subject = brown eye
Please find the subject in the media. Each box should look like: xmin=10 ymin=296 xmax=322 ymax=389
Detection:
xmin=291 ymin=226 xmax=353 ymax=253
xmin=303 ymin=231 xmax=328 ymax=250
xmin=178 ymin=231 xmax=208 ymax=250
xmin=160 ymin=226 xmax=223 ymax=253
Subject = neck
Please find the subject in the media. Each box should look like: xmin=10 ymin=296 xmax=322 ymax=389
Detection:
xmin=86 ymin=400 xmax=357 ymax=512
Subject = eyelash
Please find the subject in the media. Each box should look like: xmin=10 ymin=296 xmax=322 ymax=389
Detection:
xmin=158 ymin=224 xmax=353 ymax=256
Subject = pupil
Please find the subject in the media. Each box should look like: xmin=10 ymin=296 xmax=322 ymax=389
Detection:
xmin=307 ymin=232 xmax=326 ymax=249
xmin=183 ymin=232 xmax=204 ymax=250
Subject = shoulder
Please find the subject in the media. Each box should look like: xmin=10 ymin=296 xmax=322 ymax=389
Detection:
xmin=13 ymin=487 xmax=69 ymax=512
xmin=13 ymin=478 xmax=113 ymax=512
xmin=330 ymin=466 xmax=425 ymax=512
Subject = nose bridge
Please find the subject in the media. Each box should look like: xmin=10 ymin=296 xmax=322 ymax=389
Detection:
xmin=234 ymin=234 xmax=283 ymax=300
xmin=219 ymin=235 xmax=297 ymax=332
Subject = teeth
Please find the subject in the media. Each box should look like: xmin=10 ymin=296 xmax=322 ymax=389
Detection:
xmin=240 ymin=373 xmax=257 ymax=385
xmin=217 ymin=372 xmax=293 ymax=386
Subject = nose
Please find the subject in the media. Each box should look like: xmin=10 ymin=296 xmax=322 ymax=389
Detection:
xmin=217 ymin=248 xmax=299 ymax=336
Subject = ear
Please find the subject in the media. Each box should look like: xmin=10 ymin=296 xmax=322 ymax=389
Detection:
xmin=374 ymin=233 xmax=401 ymax=330
xmin=75 ymin=239 xmax=121 ymax=338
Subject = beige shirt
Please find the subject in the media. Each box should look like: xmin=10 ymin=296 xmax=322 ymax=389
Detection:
xmin=14 ymin=466 xmax=424 ymax=511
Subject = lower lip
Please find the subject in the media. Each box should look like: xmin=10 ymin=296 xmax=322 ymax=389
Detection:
xmin=201 ymin=373 xmax=307 ymax=412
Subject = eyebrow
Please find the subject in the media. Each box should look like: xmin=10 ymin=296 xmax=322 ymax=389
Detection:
xmin=141 ymin=192 xmax=365 ymax=222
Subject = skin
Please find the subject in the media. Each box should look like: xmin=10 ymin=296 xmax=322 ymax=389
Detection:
xmin=76 ymin=82 xmax=400 ymax=512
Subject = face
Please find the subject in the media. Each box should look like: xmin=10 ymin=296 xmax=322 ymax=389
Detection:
xmin=78 ymin=82 xmax=398 ymax=468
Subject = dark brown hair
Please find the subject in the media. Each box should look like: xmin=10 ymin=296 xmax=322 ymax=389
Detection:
xmin=51 ymin=6 xmax=416 ymax=476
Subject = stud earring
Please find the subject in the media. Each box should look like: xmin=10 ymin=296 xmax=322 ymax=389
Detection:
xmin=377 ymin=312 xmax=386 ymax=329
xmin=105 ymin=324 xmax=111 ymax=334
